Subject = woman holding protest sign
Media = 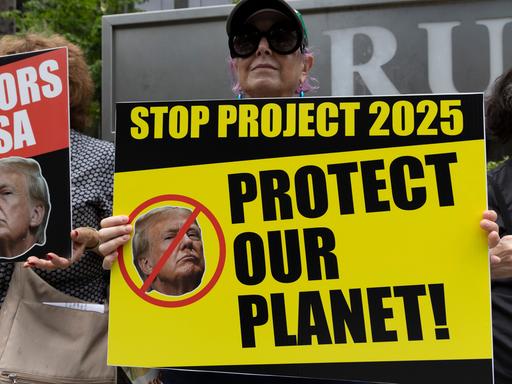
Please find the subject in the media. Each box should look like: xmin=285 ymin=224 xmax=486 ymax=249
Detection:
xmin=97 ymin=1 xmax=504 ymax=384
xmin=0 ymin=33 xmax=116 ymax=383
xmin=0 ymin=32 xmax=112 ymax=302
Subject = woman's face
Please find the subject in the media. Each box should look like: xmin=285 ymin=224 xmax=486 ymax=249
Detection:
xmin=234 ymin=13 xmax=313 ymax=98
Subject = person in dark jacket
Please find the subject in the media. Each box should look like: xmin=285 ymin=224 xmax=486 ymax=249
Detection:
xmin=485 ymin=66 xmax=512 ymax=384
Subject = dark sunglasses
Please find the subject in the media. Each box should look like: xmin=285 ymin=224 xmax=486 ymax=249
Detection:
xmin=229 ymin=22 xmax=304 ymax=58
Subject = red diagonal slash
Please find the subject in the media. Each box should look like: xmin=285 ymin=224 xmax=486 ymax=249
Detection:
xmin=139 ymin=207 xmax=201 ymax=293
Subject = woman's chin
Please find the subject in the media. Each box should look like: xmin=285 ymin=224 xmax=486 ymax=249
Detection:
xmin=245 ymin=81 xmax=285 ymax=98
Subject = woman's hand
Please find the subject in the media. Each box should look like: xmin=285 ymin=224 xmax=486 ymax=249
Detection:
xmin=481 ymin=210 xmax=501 ymax=264
xmin=489 ymin=235 xmax=512 ymax=279
xmin=98 ymin=215 xmax=132 ymax=270
xmin=481 ymin=209 xmax=512 ymax=279
xmin=23 ymin=227 xmax=100 ymax=270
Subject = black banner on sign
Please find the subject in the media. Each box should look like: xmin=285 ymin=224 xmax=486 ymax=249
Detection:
xmin=115 ymin=94 xmax=483 ymax=172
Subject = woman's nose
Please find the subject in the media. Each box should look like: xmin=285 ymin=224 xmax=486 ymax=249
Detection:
xmin=256 ymin=36 xmax=271 ymax=55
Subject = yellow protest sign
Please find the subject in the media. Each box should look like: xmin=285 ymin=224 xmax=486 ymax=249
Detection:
xmin=109 ymin=94 xmax=491 ymax=383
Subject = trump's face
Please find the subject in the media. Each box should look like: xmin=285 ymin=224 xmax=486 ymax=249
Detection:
xmin=139 ymin=208 xmax=205 ymax=295
xmin=0 ymin=170 xmax=42 ymax=257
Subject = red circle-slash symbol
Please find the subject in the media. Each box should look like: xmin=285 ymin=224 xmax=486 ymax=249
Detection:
xmin=118 ymin=194 xmax=226 ymax=307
